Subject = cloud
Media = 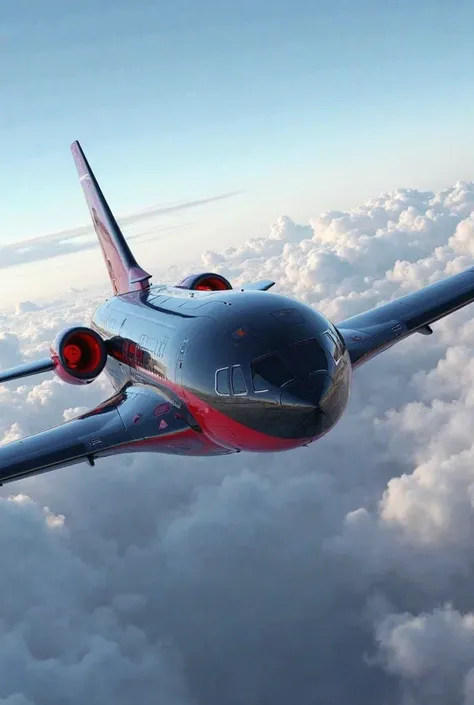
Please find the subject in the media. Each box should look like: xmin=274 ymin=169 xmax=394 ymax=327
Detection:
xmin=374 ymin=606 xmax=474 ymax=704
xmin=1 ymin=180 xmax=474 ymax=703
xmin=202 ymin=181 xmax=474 ymax=321
xmin=0 ymin=192 xmax=242 ymax=271
xmin=0 ymin=333 xmax=24 ymax=369
xmin=14 ymin=302 xmax=41 ymax=316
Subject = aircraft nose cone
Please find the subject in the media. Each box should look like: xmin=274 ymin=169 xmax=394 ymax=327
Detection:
xmin=280 ymin=381 xmax=318 ymax=412
xmin=308 ymin=371 xmax=333 ymax=399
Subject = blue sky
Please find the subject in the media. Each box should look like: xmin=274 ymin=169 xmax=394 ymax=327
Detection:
xmin=2 ymin=0 xmax=474 ymax=247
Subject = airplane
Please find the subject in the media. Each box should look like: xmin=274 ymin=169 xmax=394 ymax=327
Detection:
xmin=1 ymin=141 xmax=474 ymax=486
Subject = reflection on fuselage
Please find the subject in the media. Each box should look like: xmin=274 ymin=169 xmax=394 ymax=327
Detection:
xmin=92 ymin=287 xmax=352 ymax=453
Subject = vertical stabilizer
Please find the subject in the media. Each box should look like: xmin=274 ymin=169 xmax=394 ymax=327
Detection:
xmin=71 ymin=140 xmax=152 ymax=296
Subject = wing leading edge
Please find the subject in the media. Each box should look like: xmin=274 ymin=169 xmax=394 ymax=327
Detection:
xmin=337 ymin=267 xmax=474 ymax=368
xmin=0 ymin=386 xmax=195 ymax=485
xmin=0 ymin=358 xmax=55 ymax=384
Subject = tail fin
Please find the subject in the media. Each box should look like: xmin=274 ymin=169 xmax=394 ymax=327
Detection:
xmin=70 ymin=141 xmax=152 ymax=296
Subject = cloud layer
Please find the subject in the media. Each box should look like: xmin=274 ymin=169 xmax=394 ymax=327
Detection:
xmin=0 ymin=191 xmax=241 ymax=271
xmin=2 ymin=181 xmax=474 ymax=703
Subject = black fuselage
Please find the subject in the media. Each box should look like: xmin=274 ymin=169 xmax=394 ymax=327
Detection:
xmin=92 ymin=286 xmax=352 ymax=454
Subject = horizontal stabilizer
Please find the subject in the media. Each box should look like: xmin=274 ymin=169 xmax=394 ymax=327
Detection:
xmin=0 ymin=358 xmax=55 ymax=384
xmin=240 ymin=279 xmax=275 ymax=291
xmin=71 ymin=141 xmax=152 ymax=296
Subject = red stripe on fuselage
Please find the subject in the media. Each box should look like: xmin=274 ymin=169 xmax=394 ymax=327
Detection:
xmin=117 ymin=359 xmax=316 ymax=454
xmin=100 ymin=427 xmax=233 ymax=457
xmin=181 ymin=385 xmax=316 ymax=452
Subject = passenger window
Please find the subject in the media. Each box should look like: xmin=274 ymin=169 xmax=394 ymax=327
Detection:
xmin=216 ymin=368 xmax=230 ymax=395
xmin=251 ymin=354 xmax=293 ymax=390
xmin=231 ymin=366 xmax=247 ymax=395
xmin=293 ymin=338 xmax=327 ymax=372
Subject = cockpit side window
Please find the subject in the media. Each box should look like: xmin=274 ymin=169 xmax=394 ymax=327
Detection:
xmin=324 ymin=330 xmax=344 ymax=363
xmin=251 ymin=354 xmax=293 ymax=391
xmin=216 ymin=367 xmax=230 ymax=396
xmin=252 ymin=368 xmax=268 ymax=392
xmin=231 ymin=366 xmax=247 ymax=395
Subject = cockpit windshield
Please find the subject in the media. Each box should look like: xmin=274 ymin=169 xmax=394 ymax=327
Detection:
xmin=292 ymin=338 xmax=327 ymax=372
xmin=251 ymin=354 xmax=294 ymax=391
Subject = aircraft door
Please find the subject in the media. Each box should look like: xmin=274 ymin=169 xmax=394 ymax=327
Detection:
xmin=175 ymin=335 xmax=190 ymax=388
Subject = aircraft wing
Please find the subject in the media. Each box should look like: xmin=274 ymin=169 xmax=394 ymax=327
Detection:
xmin=337 ymin=266 xmax=474 ymax=368
xmin=0 ymin=358 xmax=55 ymax=384
xmin=0 ymin=385 xmax=196 ymax=486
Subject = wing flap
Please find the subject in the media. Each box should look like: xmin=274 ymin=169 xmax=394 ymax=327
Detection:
xmin=337 ymin=267 xmax=474 ymax=368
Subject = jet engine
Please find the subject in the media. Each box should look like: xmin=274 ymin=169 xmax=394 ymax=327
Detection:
xmin=177 ymin=272 xmax=232 ymax=291
xmin=51 ymin=326 xmax=107 ymax=385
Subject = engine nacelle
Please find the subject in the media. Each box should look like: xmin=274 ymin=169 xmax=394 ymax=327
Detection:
xmin=176 ymin=272 xmax=232 ymax=291
xmin=51 ymin=326 xmax=107 ymax=385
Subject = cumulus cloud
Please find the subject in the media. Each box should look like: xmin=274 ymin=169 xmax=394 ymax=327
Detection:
xmin=203 ymin=181 xmax=474 ymax=321
xmin=1 ymin=180 xmax=474 ymax=703
xmin=374 ymin=605 xmax=474 ymax=704
xmin=0 ymin=333 xmax=24 ymax=369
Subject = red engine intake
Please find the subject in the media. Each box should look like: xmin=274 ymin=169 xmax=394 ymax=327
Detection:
xmin=176 ymin=272 xmax=232 ymax=291
xmin=51 ymin=326 xmax=107 ymax=385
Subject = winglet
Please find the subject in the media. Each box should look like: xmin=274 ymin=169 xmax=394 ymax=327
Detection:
xmin=70 ymin=141 xmax=152 ymax=296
